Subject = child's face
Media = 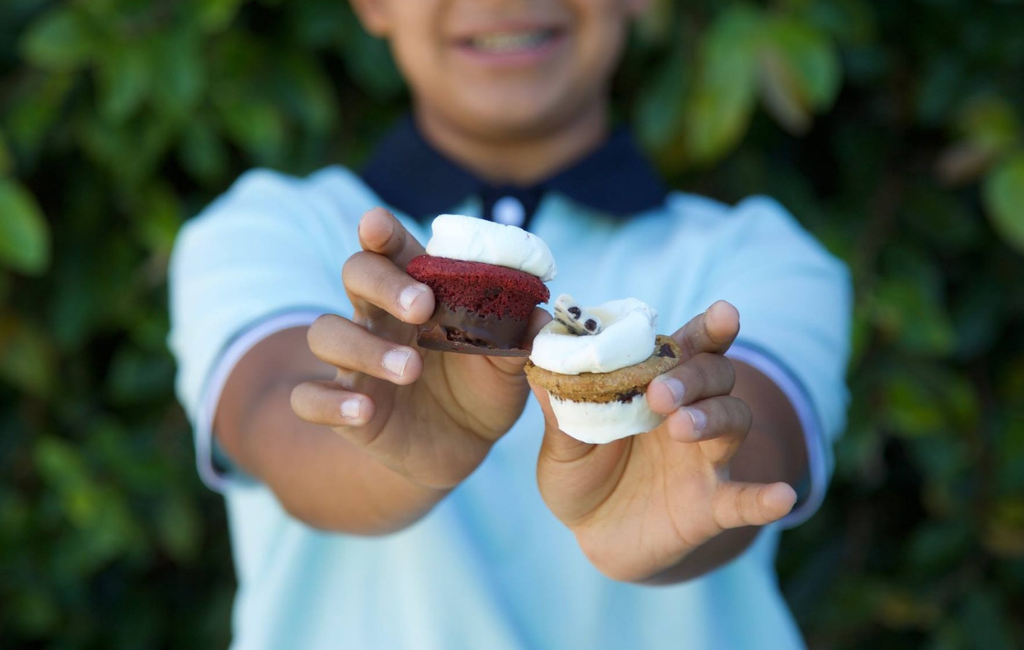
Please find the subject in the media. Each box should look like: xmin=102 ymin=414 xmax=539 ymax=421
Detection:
xmin=351 ymin=0 xmax=648 ymax=138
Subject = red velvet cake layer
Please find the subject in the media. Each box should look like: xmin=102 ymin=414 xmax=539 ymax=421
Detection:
xmin=406 ymin=255 xmax=549 ymax=320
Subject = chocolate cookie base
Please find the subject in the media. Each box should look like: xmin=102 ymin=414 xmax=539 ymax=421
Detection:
xmin=416 ymin=303 xmax=531 ymax=357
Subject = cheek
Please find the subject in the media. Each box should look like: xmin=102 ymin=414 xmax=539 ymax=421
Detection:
xmin=572 ymin=2 xmax=630 ymax=82
xmin=383 ymin=5 xmax=445 ymax=94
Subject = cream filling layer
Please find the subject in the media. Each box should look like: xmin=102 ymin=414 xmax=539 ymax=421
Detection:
xmin=425 ymin=214 xmax=557 ymax=281
xmin=549 ymin=393 xmax=665 ymax=444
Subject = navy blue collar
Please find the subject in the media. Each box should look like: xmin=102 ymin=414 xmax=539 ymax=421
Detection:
xmin=360 ymin=115 xmax=667 ymax=227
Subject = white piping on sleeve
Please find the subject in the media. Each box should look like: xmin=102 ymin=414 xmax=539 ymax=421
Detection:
xmin=194 ymin=310 xmax=327 ymax=493
xmin=727 ymin=343 xmax=829 ymax=528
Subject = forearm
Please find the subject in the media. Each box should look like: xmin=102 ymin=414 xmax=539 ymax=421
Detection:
xmin=641 ymin=360 xmax=806 ymax=585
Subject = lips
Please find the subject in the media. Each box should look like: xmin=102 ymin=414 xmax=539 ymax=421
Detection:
xmin=459 ymin=28 xmax=564 ymax=54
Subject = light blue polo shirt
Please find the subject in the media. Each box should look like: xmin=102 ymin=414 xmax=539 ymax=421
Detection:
xmin=168 ymin=162 xmax=851 ymax=649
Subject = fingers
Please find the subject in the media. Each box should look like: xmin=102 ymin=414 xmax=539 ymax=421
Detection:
xmin=670 ymin=301 xmax=740 ymax=360
xmin=662 ymin=395 xmax=751 ymax=444
xmin=712 ymin=481 xmax=796 ymax=529
xmin=291 ymin=380 xmax=375 ymax=427
xmin=343 ymin=251 xmax=435 ymax=325
xmin=357 ymin=207 xmax=427 ymax=268
xmin=647 ymin=353 xmax=736 ymax=415
xmin=308 ymin=314 xmax=423 ymax=385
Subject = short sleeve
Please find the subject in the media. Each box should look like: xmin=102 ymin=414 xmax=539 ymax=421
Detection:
xmin=167 ymin=168 xmax=361 ymax=491
xmin=693 ymin=196 xmax=853 ymax=526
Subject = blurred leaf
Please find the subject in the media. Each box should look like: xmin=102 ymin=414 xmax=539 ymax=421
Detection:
xmin=278 ymin=53 xmax=337 ymax=132
xmin=0 ymin=178 xmax=50 ymax=275
xmin=906 ymin=521 xmax=973 ymax=575
xmin=3 ymin=72 xmax=74 ymax=163
xmin=957 ymin=97 xmax=1021 ymax=158
xmin=982 ymin=153 xmax=1024 ymax=253
xmin=882 ymin=363 xmax=978 ymax=438
xmin=133 ymin=182 xmax=183 ymax=255
xmin=106 ymin=345 xmax=175 ymax=404
xmin=35 ymin=436 xmax=145 ymax=571
xmin=801 ymin=0 xmax=876 ymax=45
xmin=290 ymin=0 xmax=348 ymax=47
xmin=874 ymin=587 xmax=941 ymax=630
xmin=150 ymin=31 xmax=206 ymax=120
xmin=635 ymin=0 xmax=675 ymax=45
xmin=683 ymin=6 xmax=761 ymax=165
xmin=7 ymin=587 xmax=60 ymax=637
xmin=19 ymin=7 xmax=97 ymax=70
xmin=156 ymin=493 xmax=202 ymax=562
xmin=338 ymin=15 xmax=404 ymax=100
xmin=97 ymin=43 xmax=151 ymax=124
xmin=216 ymin=100 xmax=287 ymax=164
xmin=179 ymin=119 xmax=229 ymax=185
xmin=0 ymin=315 xmax=55 ymax=396
xmin=0 ymin=130 xmax=12 ymax=175
xmin=917 ymin=55 xmax=966 ymax=126
xmin=759 ymin=18 xmax=841 ymax=134
xmin=194 ymin=0 xmax=248 ymax=32
xmin=883 ymin=373 xmax=946 ymax=436
xmin=872 ymin=278 xmax=956 ymax=356
xmin=984 ymin=499 xmax=1024 ymax=559
xmin=939 ymin=97 xmax=1022 ymax=185
xmin=637 ymin=45 xmax=690 ymax=157
xmin=960 ymin=590 xmax=1016 ymax=649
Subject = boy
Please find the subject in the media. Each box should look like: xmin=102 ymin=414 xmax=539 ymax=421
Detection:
xmin=169 ymin=0 xmax=851 ymax=648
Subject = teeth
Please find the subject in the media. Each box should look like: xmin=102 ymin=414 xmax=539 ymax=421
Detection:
xmin=469 ymin=30 xmax=552 ymax=53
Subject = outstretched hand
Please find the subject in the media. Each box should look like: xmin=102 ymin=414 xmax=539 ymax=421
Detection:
xmin=291 ymin=207 xmax=548 ymax=490
xmin=532 ymin=301 xmax=797 ymax=582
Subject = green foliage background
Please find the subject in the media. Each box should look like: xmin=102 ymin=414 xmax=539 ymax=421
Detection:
xmin=2 ymin=0 xmax=1023 ymax=647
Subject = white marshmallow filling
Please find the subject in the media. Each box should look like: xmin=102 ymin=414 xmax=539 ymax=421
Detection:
xmin=549 ymin=392 xmax=666 ymax=445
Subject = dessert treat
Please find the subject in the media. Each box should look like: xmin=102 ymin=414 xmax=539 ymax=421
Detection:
xmin=553 ymin=294 xmax=603 ymax=335
xmin=525 ymin=296 xmax=682 ymax=444
xmin=406 ymin=214 xmax=556 ymax=356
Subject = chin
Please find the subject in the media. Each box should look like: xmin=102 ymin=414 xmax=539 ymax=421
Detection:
xmin=457 ymin=88 xmax=586 ymax=140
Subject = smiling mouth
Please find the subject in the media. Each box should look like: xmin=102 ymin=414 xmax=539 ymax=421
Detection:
xmin=459 ymin=28 xmax=564 ymax=54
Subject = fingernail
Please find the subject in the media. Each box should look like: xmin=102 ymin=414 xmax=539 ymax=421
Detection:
xmin=383 ymin=348 xmax=411 ymax=377
xmin=685 ymin=408 xmax=707 ymax=432
xmin=340 ymin=398 xmax=362 ymax=420
xmin=656 ymin=377 xmax=684 ymax=405
xmin=399 ymin=285 xmax=428 ymax=312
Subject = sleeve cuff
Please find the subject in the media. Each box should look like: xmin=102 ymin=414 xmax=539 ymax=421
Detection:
xmin=727 ymin=342 xmax=829 ymax=528
xmin=194 ymin=309 xmax=328 ymax=493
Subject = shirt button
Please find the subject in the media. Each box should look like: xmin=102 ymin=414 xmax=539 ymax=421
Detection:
xmin=493 ymin=196 xmax=526 ymax=227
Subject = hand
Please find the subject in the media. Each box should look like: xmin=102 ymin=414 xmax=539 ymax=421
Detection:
xmin=532 ymin=301 xmax=797 ymax=582
xmin=291 ymin=208 xmax=548 ymax=491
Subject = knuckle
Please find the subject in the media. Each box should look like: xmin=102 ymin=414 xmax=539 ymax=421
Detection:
xmin=721 ymin=357 xmax=736 ymax=391
xmin=737 ymin=399 xmax=753 ymax=431
xmin=290 ymin=383 xmax=316 ymax=421
xmin=307 ymin=314 xmax=334 ymax=352
xmin=689 ymin=358 xmax=711 ymax=394
xmin=341 ymin=251 xmax=368 ymax=285
xmin=734 ymin=486 xmax=747 ymax=519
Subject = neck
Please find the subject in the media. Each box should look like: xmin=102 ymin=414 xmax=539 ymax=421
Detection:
xmin=414 ymin=103 xmax=609 ymax=186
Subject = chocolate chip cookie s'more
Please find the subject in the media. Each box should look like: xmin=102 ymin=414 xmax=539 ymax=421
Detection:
xmin=525 ymin=295 xmax=682 ymax=444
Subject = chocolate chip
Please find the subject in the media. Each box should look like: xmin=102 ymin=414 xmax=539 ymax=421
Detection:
xmin=657 ymin=343 xmax=676 ymax=358
xmin=568 ymin=306 xmax=581 ymax=319
xmin=615 ymin=388 xmax=643 ymax=403
xmin=585 ymin=319 xmax=597 ymax=331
